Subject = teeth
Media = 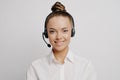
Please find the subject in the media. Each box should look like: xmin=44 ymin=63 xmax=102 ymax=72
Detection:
xmin=55 ymin=41 xmax=63 ymax=43
xmin=55 ymin=41 xmax=63 ymax=46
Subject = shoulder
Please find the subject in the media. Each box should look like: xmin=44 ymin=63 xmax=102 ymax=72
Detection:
xmin=74 ymin=54 xmax=90 ymax=64
xmin=31 ymin=55 xmax=50 ymax=68
xmin=73 ymin=53 xmax=95 ymax=72
xmin=26 ymin=55 xmax=51 ymax=77
xmin=71 ymin=50 xmax=92 ymax=67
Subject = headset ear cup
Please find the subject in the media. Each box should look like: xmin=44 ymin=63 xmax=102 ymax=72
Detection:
xmin=71 ymin=28 xmax=75 ymax=37
xmin=71 ymin=16 xmax=75 ymax=37
xmin=44 ymin=30 xmax=48 ymax=38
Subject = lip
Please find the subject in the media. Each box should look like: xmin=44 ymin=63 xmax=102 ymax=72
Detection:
xmin=54 ymin=41 xmax=64 ymax=46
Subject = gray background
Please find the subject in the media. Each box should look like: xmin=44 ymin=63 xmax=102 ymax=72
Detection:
xmin=0 ymin=0 xmax=120 ymax=80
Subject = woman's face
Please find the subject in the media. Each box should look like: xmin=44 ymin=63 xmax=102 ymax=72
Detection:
xmin=47 ymin=16 xmax=72 ymax=52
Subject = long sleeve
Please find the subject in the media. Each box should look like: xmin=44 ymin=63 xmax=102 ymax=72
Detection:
xmin=26 ymin=64 xmax=38 ymax=80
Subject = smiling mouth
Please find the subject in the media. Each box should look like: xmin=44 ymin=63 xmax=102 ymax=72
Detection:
xmin=54 ymin=41 xmax=64 ymax=46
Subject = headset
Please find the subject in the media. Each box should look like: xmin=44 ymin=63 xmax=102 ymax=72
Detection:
xmin=42 ymin=13 xmax=75 ymax=48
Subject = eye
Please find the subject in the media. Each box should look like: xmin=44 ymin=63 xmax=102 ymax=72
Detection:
xmin=63 ymin=29 xmax=68 ymax=33
xmin=49 ymin=30 xmax=55 ymax=34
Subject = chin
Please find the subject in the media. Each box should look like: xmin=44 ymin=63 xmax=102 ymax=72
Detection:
xmin=52 ymin=45 xmax=68 ymax=52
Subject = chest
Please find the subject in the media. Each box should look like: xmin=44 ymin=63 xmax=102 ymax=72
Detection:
xmin=36 ymin=63 xmax=83 ymax=80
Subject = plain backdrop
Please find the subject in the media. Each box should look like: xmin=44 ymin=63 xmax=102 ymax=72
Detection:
xmin=0 ymin=0 xmax=120 ymax=80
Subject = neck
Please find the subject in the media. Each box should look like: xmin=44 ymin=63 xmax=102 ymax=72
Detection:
xmin=53 ymin=47 xmax=69 ymax=64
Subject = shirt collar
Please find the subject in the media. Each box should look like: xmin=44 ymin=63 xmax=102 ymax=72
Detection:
xmin=48 ymin=49 xmax=74 ymax=65
xmin=66 ymin=49 xmax=74 ymax=63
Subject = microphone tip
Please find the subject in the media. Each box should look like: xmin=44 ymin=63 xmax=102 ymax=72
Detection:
xmin=47 ymin=44 xmax=51 ymax=48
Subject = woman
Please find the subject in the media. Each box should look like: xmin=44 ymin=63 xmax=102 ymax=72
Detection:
xmin=26 ymin=2 xmax=96 ymax=80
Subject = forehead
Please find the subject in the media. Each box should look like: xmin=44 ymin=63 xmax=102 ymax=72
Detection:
xmin=47 ymin=16 xmax=72 ymax=29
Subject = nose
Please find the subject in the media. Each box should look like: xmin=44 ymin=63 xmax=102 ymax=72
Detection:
xmin=56 ymin=32 xmax=62 ymax=40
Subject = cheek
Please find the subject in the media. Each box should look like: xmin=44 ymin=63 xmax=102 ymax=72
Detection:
xmin=48 ymin=35 xmax=55 ymax=43
xmin=64 ymin=33 xmax=71 ymax=41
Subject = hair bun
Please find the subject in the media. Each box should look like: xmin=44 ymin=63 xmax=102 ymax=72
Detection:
xmin=51 ymin=2 xmax=66 ymax=12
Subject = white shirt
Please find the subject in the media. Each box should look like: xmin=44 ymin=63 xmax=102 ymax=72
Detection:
xmin=26 ymin=49 xmax=97 ymax=80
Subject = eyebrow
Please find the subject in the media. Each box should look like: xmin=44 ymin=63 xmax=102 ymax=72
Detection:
xmin=48 ymin=27 xmax=69 ymax=30
xmin=48 ymin=28 xmax=56 ymax=31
